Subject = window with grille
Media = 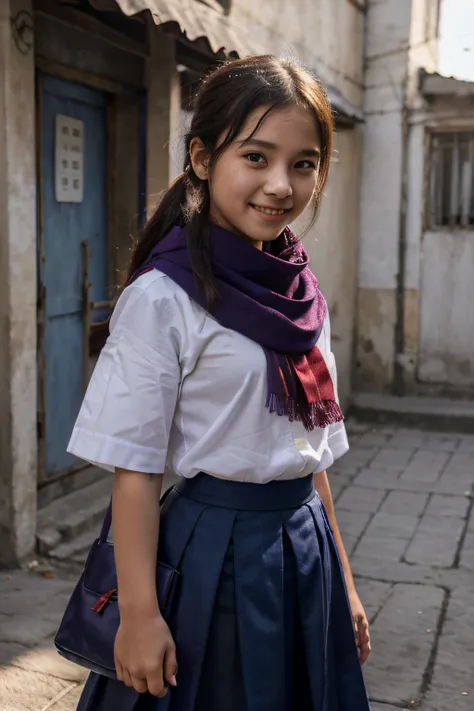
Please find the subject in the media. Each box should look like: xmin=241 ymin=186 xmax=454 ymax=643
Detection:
xmin=429 ymin=132 xmax=474 ymax=228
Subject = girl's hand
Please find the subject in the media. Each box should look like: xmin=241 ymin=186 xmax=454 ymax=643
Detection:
xmin=348 ymin=590 xmax=371 ymax=665
xmin=114 ymin=611 xmax=177 ymax=697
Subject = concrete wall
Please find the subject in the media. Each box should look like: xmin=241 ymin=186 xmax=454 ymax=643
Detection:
xmin=0 ymin=0 xmax=37 ymax=565
xmin=356 ymin=0 xmax=441 ymax=393
xmin=233 ymin=0 xmax=364 ymax=108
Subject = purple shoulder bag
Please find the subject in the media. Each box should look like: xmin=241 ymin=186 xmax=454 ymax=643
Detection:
xmin=54 ymin=487 xmax=180 ymax=679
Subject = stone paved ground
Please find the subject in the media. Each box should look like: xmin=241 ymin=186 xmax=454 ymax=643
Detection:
xmin=1 ymin=421 xmax=473 ymax=710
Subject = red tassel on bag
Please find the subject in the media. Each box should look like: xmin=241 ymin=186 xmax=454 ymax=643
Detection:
xmin=91 ymin=588 xmax=117 ymax=614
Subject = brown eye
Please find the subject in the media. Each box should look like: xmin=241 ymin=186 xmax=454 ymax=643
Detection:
xmin=295 ymin=160 xmax=316 ymax=170
xmin=245 ymin=152 xmax=266 ymax=164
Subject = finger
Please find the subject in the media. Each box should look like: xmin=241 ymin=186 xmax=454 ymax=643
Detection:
xmin=146 ymin=666 xmax=167 ymax=699
xmin=122 ymin=669 xmax=134 ymax=688
xmin=131 ymin=676 xmax=148 ymax=694
xmin=164 ymin=642 xmax=178 ymax=687
xmin=115 ymin=659 xmax=124 ymax=683
xmin=359 ymin=639 xmax=372 ymax=665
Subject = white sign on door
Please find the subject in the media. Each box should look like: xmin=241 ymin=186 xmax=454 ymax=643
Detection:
xmin=55 ymin=114 xmax=84 ymax=203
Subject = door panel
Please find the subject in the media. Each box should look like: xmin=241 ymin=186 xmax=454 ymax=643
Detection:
xmin=39 ymin=75 xmax=108 ymax=479
xmin=418 ymin=229 xmax=474 ymax=386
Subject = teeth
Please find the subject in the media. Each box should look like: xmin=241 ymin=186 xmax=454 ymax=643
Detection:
xmin=253 ymin=205 xmax=286 ymax=216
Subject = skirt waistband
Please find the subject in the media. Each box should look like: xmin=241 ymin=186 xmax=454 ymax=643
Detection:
xmin=173 ymin=473 xmax=315 ymax=511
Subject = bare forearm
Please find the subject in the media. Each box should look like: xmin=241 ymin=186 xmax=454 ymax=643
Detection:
xmin=313 ymin=470 xmax=356 ymax=594
xmin=113 ymin=469 xmax=163 ymax=617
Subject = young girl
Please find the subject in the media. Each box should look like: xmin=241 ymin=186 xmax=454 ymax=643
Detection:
xmin=69 ymin=55 xmax=371 ymax=711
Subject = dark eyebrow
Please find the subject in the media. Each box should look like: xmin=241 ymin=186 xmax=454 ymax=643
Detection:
xmin=239 ymin=138 xmax=320 ymax=157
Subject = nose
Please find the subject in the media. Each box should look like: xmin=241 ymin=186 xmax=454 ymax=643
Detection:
xmin=263 ymin=166 xmax=293 ymax=200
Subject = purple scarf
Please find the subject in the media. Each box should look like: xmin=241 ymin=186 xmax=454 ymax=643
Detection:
xmin=132 ymin=224 xmax=343 ymax=430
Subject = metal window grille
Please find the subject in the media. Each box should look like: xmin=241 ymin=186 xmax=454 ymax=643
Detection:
xmin=429 ymin=132 xmax=474 ymax=228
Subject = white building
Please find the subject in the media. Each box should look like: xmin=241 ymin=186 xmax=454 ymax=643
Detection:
xmin=0 ymin=0 xmax=365 ymax=564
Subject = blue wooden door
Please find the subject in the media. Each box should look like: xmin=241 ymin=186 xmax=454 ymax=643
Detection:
xmin=39 ymin=75 xmax=108 ymax=479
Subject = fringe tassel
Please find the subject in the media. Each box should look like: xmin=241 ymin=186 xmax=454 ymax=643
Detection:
xmin=266 ymin=393 xmax=344 ymax=431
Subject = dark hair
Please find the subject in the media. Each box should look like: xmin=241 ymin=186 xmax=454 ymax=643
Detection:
xmin=127 ymin=55 xmax=334 ymax=305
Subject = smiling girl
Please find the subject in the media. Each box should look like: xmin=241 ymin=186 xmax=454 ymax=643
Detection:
xmin=69 ymin=55 xmax=371 ymax=711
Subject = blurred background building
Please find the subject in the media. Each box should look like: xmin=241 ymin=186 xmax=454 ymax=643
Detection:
xmin=0 ymin=0 xmax=472 ymax=567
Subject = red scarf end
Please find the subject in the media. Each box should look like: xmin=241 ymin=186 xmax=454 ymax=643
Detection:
xmin=266 ymin=394 xmax=344 ymax=431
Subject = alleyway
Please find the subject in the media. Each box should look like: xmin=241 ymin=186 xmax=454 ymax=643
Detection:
xmin=1 ymin=420 xmax=473 ymax=711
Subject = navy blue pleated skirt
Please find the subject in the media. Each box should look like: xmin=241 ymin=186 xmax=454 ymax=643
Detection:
xmin=76 ymin=473 xmax=371 ymax=711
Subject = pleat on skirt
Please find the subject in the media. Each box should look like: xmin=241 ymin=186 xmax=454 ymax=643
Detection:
xmin=76 ymin=473 xmax=371 ymax=711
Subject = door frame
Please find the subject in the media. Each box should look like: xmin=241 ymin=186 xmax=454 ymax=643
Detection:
xmin=35 ymin=59 xmax=121 ymax=487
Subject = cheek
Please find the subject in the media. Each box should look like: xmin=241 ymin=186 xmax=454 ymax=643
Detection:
xmin=294 ymin=177 xmax=317 ymax=207
xmin=210 ymin=162 xmax=257 ymax=203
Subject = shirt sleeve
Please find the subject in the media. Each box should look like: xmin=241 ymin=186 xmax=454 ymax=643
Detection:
xmin=67 ymin=274 xmax=182 ymax=474
xmin=310 ymin=313 xmax=349 ymax=472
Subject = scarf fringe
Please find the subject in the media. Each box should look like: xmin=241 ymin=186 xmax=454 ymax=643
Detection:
xmin=266 ymin=393 xmax=344 ymax=432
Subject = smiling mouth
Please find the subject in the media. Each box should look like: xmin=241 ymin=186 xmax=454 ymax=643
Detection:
xmin=250 ymin=204 xmax=290 ymax=216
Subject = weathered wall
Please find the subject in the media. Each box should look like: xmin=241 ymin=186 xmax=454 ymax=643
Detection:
xmin=146 ymin=28 xmax=181 ymax=216
xmin=233 ymin=0 xmax=364 ymax=108
xmin=356 ymin=0 xmax=440 ymax=392
xmin=0 ymin=0 xmax=37 ymax=565
xmin=305 ymin=127 xmax=363 ymax=409
xmin=419 ymin=230 xmax=474 ymax=386
xmin=35 ymin=12 xmax=145 ymax=89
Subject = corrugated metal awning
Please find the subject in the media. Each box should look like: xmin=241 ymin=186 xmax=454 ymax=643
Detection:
xmin=90 ymin=0 xmax=265 ymax=57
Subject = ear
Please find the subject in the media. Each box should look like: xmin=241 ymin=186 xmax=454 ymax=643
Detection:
xmin=189 ymin=137 xmax=211 ymax=181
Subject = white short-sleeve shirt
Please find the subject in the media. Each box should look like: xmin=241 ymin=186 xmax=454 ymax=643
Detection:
xmin=68 ymin=269 xmax=349 ymax=483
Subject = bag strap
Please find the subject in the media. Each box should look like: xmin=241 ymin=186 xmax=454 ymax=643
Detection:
xmin=99 ymin=484 xmax=175 ymax=544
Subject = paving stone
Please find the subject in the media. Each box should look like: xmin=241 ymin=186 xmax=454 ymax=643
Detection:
xmin=424 ymin=493 xmax=470 ymax=519
xmin=434 ymin=470 xmax=474 ymax=495
xmin=412 ymin=435 xmax=461 ymax=452
xmin=379 ymin=491 xmax=429 ymax=516
xmin=458 ymin=436 xmax=474 ymax=454
xmin=400 ymin=450 xmax=450 ymax=484
xmin=48 ymin=683 xmax=84 ymax=711
xmin=355 ymin=432 xmax=391 ymax=448
xmin=7 ymin=638 xmax=88 ymax=682
xmin=404 ymin=515 xmax=465 ymax=567
xmin=443 ymin=453 xmax=473 ymax=476
xmin=353 ymin=468 xmax=403 ymax=490
xmin=338 ymin=447 xmax=379 ymax=470
xmin=336 ymin=486 xmax=386 ymax=513
xmin=369 ymin=448 xmax=414 ymax=470
xmin=353 ymin=535 xmax=408 ymax=562
xmin=327 ymin=470 xmax=357 ymax=486
xmin=334 ymin=509 xmax=371 ymax=538
xmin=459 ymin=531 xmax=474 ymax=570
xmin=329 ymin=482 xmax=344 ymax=503
xmin=369 ymin=704 xmax=407 ymax=711
xmin=423 ymin=586 xmax=474 ymax=711
xmin=387 ymin=433 xmax=431 ymax=450
xmin=0 ymin=572 xmax=74 ymax=618
xmin=0 ymin=642 xmax=29 ymax=667
xmin=344 ymin=418 xmax=371 ymax=434
xmin=0 ymin=614 xmax=60 ymax=647
xmin=364 ymin=512 xmax=419 ymax=540
xmin=0 ymin=665 xmax=73 ymax=711
xmin=352 ymin=579 xmax=392 ymax=623
xmin=340 ymin=533 xmax=359 ymax=556
xmin=469 ymin=508 xmax=474 ymax=532
xmin=362 ymin=583 xmax=444 ymax=706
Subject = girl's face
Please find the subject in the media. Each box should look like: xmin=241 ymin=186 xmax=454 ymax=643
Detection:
xmin=191 ymin=104 xmax=322 ymax=249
